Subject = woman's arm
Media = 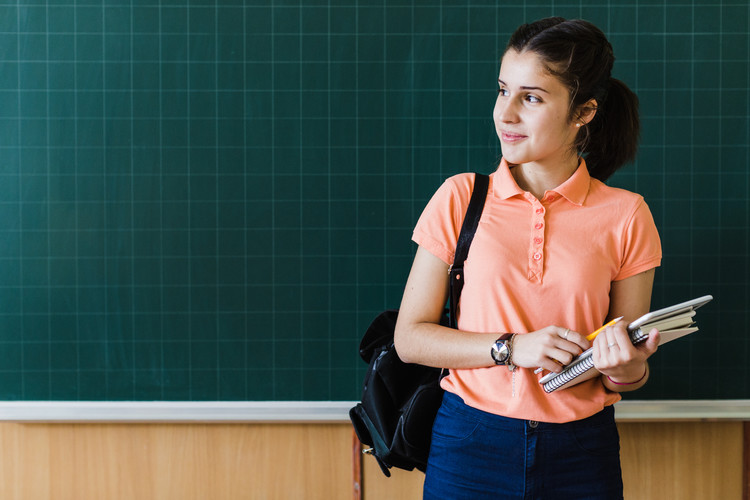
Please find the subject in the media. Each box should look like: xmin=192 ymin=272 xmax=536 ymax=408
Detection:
xmin=394 ymin=246 xmax=589 ymax=370
xmin=593 ymin=268 xmax=660 ymax=392
xmin=393 ymin=247 xmax=499 ymax=368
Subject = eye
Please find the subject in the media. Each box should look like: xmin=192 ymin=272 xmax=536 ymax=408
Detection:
xmin=525 ymin=94 xmax=542 ymax=103
xmin=497 ymin=87 xmax=509 ymax=96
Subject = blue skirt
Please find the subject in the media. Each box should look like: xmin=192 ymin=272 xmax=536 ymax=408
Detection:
xmin=423 ymin=392 xmax=623 ymax=500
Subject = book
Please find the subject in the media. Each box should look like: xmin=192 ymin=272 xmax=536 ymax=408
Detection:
xmin=539 ymin=295 xmax=713 ymax=393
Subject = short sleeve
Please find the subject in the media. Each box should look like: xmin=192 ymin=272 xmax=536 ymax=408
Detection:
xmin=412 ymin=174 xmax=474 ymax=265
xmin=614 ymin=198 xmax=662 ymax=281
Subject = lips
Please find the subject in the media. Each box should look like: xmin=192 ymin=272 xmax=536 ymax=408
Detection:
xmin=501 ymin=131 xmax=527 ymax=143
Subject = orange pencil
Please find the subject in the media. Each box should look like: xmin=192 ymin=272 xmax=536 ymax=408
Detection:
xmin=585 ymin=316 xmax=624 ymax=341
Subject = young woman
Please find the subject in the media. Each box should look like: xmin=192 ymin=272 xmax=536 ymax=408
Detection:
xmin=394 ymin=18 xmax=662 ymax=499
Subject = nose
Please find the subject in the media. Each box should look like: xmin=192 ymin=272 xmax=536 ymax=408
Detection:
xmin=494 ymin=94 xmax=519 ymax=124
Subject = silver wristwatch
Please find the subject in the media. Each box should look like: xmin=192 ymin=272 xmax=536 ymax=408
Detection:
xmin=490 ymin=333 xmax=514 ymax=365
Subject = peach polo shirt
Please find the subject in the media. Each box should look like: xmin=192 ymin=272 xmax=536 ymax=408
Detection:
xmin=412 ymin=159 xmax=662 ymax=423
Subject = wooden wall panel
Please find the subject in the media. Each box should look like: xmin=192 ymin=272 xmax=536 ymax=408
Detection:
xmin=0 ymin=423 xmax=352 ymax=500
xmin=362 ymin=458 xmax=424 ymax=499
xmin=0 ymin=421 xmax=742 ymax=499
xmin=619 ymin=422 xmax=744 ymax=500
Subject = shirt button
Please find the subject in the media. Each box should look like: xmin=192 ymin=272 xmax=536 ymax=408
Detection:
xmin=533 ymin=252 xmax=542 ymax=261
xmin=535 ymin=208 xmax=544 ymax=214
xmin=534 ymin=222 xmax=543 ymax=230
xmin=534 ymin=237 xmax=542 ymax=245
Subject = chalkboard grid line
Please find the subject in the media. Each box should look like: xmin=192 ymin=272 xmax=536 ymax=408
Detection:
xmin=745 ymin=0 xmax=750 ymax=399
xmin=270 ymin=3 xmax=278 ymax=400
xmin=159 ymin=1 xmax=167 ymax=401
xmin=15 ymin=3 xmax=25 ymax=399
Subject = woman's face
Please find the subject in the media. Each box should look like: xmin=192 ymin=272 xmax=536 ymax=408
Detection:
xmin=493 ymin=49 xmax=580 ymax=170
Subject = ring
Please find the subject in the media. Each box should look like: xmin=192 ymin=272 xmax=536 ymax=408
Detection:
xmin=563 ymin=328 xmax=570 ymax=340
xmin=608 ymin=342 xmax=616 ymax=348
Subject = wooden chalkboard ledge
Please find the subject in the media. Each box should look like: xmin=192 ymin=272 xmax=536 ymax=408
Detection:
xmin=0 ymin=400 xmax=748 ymax=422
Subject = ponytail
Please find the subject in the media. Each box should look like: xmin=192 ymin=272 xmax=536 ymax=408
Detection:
xmin=581 ymin=78 xmax=640 ymax=182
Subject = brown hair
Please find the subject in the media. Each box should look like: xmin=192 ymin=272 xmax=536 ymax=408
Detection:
xmin=506 ymin=17 xmax=640 ymax=181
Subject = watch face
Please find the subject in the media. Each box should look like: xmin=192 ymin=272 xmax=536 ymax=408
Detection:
xmin=492 ymin=341 xmax=510 ymax=364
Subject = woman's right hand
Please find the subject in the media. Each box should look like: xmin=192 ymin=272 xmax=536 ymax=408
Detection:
xmin=511 ymin=327 xmax=590 ymax=372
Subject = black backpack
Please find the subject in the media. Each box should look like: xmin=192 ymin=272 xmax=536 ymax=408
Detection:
xmin=349 ymin=173 xmax=489 ymax=476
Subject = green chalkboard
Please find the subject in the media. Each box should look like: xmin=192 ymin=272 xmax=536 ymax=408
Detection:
xmin=0 ymin=1 xmax=747 ymax=401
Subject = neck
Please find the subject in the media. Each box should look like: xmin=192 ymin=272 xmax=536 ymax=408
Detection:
xmin=510 ymin=156 xmax=580 ymax=199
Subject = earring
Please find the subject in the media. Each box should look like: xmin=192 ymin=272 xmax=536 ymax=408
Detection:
xmin=576 ymin=123 xmax=582 ymax=128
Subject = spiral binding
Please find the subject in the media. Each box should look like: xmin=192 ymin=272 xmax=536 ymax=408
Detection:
xmin=542 ymin=355 xmax=595 ymax=393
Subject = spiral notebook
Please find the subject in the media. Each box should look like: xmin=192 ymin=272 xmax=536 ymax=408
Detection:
xmin=539 ymin=295 xmax=713 ymax=393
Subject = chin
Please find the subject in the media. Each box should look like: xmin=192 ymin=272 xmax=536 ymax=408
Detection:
xmin=499 ymin=148 xmax=525 ymax=165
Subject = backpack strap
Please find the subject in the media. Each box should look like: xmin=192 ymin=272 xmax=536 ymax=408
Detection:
xmin=448 ymin=173 xmax=489 ymax=329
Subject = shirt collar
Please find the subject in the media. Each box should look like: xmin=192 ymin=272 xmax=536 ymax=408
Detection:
xmin=491 ymin=157 xmax=591 ymax=206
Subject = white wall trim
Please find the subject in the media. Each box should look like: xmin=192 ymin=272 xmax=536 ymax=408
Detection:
xmin=0 ymin=400 xmax=748 ymax=423
xmin=0 ymin=401 xmax=355 ymax=423
xmin=614 ymin=400 xmax=750 ymax=421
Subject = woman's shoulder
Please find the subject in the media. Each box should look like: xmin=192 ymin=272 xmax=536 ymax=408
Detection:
xmin=444 ymin=171 xmax=478 ymax=189
xmin=432 ymin=172 xmax=480 ymax=205
xmin=587 ymin=178 xmax=656 ymax=229
xmin=589 ymin=177 xmax=646 ymax=205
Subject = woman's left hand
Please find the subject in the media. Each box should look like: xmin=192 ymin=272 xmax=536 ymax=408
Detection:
xmin=592 ymin=320 xmax=660 ymax=389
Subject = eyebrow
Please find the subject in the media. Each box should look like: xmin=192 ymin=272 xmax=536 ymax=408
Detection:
xmin=497 ymin=79 xmax=550 ymax=94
